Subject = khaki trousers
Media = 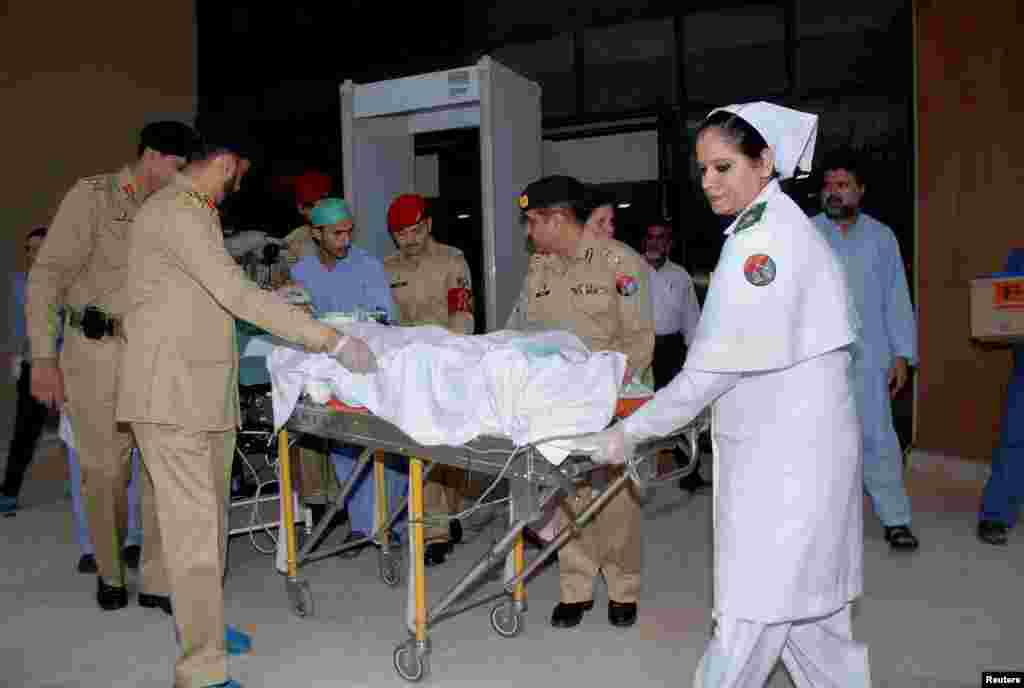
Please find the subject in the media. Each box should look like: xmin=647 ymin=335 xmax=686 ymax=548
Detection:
xmin=132 ymin=423 xmax=235 ymax=688
xmin=557 ymin=466 xmax=643 ymax=604
xmin=423 ymin=464 xmax=464 ymax=544
xmin=62 ymin=329 xmax=161 ymax=589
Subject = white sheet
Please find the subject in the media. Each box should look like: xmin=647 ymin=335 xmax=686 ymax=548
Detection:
xmin=268 ymin=324 xmax=631 ymax=464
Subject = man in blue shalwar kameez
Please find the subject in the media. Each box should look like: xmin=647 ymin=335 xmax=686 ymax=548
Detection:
xmin=812 ymin=151 xmax=920 ymax=551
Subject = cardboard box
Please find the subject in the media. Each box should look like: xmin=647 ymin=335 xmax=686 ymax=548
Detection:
xmin=970 ymin=275 xmax=1024 ymax=341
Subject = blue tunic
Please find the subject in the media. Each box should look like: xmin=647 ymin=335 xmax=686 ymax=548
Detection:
xmin=291 ymin=249 xmax=406 ymax=536
xmin=290 ymin=247 xmax=397 ymax=322
xmin=980 ymin=248 xmax=1024 ymax=527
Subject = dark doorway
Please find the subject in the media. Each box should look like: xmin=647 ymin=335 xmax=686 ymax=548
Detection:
xmin=415 ymin=129 xmax=486 ymax=334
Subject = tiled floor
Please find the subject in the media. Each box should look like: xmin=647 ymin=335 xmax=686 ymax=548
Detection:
xmin=1 ymin=455 xmax=1020 ymax=688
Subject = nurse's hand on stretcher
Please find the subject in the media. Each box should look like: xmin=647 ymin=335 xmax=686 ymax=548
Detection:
xmin=573 ymin=424 xmax=630 ymax=465
xmin=330 ymin=333 xmax=378 ymax=374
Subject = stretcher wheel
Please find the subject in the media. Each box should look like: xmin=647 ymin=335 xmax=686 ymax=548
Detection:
xmin=393 ymin=642 xmax=428 ymax=682
xmin=489 ymin=601 xmax=522 ymax=638
xmin=378 ymin=551 xmax=401 ymax=587
xmin=287 ymin=579 xmax=315 ymax=618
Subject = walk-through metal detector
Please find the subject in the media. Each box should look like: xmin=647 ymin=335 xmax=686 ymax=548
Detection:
xmin=341 ymin=57 xmax=542 ymax=331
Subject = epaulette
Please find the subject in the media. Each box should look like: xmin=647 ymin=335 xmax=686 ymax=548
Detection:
xmin=178 ymin=190 xmax=214 ymax=211
xmin=80 ymin=174 xmax=112 ymax=191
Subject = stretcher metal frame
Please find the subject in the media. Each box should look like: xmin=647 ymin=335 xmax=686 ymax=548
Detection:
xmin=276 ymin=399 xmax=707 ymax=682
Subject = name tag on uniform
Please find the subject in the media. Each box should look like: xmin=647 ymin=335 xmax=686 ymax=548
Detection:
xmin=570 ymin=283 xmax=608 ymax=297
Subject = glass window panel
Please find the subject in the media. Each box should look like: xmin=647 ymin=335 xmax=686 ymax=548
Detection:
xmin=583 ymin=19 xmax=676 ymax=113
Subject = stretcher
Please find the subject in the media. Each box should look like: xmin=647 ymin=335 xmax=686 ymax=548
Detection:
xmin=275 ymin=395 xmax=709 ymax=682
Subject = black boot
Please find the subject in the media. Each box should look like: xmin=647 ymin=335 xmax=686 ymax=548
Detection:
xmin=96 ymin=577 xmax=128 ymax=611
xmin=449 ymin=519 xmax=463 ymax=545
xmin=550 ymin=600 xmax=594 ymax=628
xmin=424 ymin=542 xmax=452 ymax=567
xmin=139 ymin=592 xmax=173 ymax=616
xmin=608 ymin=600 xmax=638 ymax=627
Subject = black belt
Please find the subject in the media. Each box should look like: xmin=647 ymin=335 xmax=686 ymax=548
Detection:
xmin=67 ymin=306 xmax=122 ymax=340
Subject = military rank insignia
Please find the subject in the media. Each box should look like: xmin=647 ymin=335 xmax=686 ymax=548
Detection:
xmin=615 ymin=273 xmax=639 ymax=296
xmin=179 ymin=190 xmax=214 ymax=210
xmin=743 ymin=254 xmax=776 ymax=286
xmin=734 ymin=201 xmax=766 ymax=234
xmin=519 ymin=194 xmax=529 ymax=209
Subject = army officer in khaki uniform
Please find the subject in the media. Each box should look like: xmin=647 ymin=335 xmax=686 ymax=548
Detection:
xmin=506 ymin=175 xmax=655 ymax=629
xmin=384 ymin=193 xmax=473 ymax=566
xmin=108 ymin=141 xmax=377 ymax=688
xmin=26 ymin=121 xmax=199 ymax=611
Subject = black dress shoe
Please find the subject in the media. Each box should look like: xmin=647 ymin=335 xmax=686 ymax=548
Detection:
xmin=449 ymin=519 xmax=463 ymax=545
xmin=608 ymin=600 xmax=638 ymax=628
xmin=77 ymin=554 xmax=98 ymax=574
xmin=884 ymin=525 xmax=920 ymax=551
xmin=96 ymin=577 xmax=128 ymax=611
xmin=139 ymin=592 xmax=173 ymax=616
xmin=550 ymin=600 xmax=594 ymax=628
xmin=977 ymin=520 xmax=1009 ymax=546
xmin=122 ymin=544 xmax=141 ymax=570
xmin=424 ymin=542 xmax=452 ymax=567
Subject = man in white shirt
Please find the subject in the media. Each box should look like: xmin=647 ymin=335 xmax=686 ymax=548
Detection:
xmin=643 ymin=221 xmax=707 ymax=492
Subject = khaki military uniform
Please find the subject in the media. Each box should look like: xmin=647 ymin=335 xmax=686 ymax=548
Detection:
xmin=25 ymin=167 xmax=162 ymax=592
xmin=110 ymin=174 xmax=333 ymax=688
xmin=284 ymin=224 xmax=317 ymax=266
xmin=385 ymin=236 xmax=474 ymax=543
xmin=506 ymin=233 xmax=654 ymax=605
xmin=283 ymin=224 xmax=330 ymax=496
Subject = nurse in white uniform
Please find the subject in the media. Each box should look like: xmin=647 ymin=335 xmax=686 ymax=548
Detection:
xmin=581 ymin=102 xmax=870 ymax=687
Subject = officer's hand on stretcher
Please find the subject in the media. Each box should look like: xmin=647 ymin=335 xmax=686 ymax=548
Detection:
xmin=573 ymin=425 xmax=629 ymax=465
xmin=331 ymin=334 xmax=378 ymax=374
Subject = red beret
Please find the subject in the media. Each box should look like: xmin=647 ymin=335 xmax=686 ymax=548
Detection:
xmin=387 ymin=194 xmax=428 ymax=232
xmin=294 ymin=170 xmax=332 ymax=206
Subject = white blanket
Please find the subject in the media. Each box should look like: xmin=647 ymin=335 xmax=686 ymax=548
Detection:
xmin=268 ymin=324 xmax=631 ymax=464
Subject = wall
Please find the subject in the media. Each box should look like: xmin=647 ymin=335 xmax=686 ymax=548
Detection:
xmin=0 ymin=0 xmax=196 ymax=471
xmin=543 ymin=131 xmax=659 ymax=183
xmin=916 ymin=0 xmax=1024 ymax=460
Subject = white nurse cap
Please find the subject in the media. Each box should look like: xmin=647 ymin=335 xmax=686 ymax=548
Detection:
xmin=708 ymin=102 xmax=818 ymax=180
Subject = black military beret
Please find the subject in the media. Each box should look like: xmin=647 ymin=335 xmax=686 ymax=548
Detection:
xmin=139 ymin=121 xmax=201 ymax=159
xmin=518 ymin=175 xmax=585 ymax=212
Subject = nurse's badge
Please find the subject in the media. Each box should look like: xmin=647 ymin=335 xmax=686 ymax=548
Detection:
xmin=743 ymin=254 xmax=776 ymax=286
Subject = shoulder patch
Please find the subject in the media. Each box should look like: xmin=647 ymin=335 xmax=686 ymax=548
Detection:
xmin=734 ymin=202 xmax=767 ymax=234
xmin=615 ymin=272 xmax=640 ymax=296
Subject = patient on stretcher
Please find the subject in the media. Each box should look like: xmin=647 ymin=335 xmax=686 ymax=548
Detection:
xmin=268 ymin=322 xmax=651 ymax=462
